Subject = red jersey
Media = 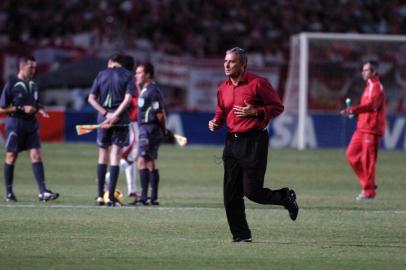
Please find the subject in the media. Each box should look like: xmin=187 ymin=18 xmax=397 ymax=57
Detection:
xmin=212 ymin=71 xmax=284 ymax=133
xmin=352 ymin=76 xmax=386 ymax=136
xmin=129 ymin=83 xmax=140 ymax=122
xmin=129 ymin=96 xmax=138 ymax=121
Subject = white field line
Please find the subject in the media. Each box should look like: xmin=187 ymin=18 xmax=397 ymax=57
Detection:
xmin=0 ymin=204 xmax=221 ymax=210
xmin=0 ymin=204 xmax=405 ymax=214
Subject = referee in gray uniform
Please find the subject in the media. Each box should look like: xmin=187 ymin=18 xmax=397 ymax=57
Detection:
xmin=0 ymin=55 xmax=59 ymax=202
xmin=88 ymin=53 xmax=135 ymax=206
xmin=133 ymin=62 xmax=166 ymax=206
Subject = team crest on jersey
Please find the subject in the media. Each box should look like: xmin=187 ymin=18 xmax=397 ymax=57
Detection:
xmin=138 ymin=98 xmax=144 ymax=107
xmin=152 ymin=101 xmax=160 ymax=110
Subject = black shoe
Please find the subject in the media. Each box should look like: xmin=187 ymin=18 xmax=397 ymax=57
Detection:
xmin=96 ymin=197 xmax=105 ymax=206
xmin=128 ymin=199 xmax=150 ymax=206
xmin=105 ymin=198 xmax=122 ymax=207
xmin=38 ymin=189 xmax=59 ymax=202
xmin=150 ymin=200 xmax=160 ymax=206
xmin=6 ymin=192 xmax=17 ymax=202
xmin=105 ymin=199 xmax=114 ymax=207
xmin=232 ymin=237 xmax=252 ymax=243
xmin=285 ymin=189 xmax=299 ymax=221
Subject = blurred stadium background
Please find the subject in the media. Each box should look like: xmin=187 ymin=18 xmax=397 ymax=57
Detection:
xmin=1 ymin=0 xmax=406 ymax=149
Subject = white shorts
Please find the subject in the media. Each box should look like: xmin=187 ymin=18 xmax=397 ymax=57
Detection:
xmin=122 ymin=122 xmax=138 ymax=162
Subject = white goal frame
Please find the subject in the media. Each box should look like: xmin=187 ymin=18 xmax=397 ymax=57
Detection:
xmin=291 ymin=32 xmax=406 ymax=150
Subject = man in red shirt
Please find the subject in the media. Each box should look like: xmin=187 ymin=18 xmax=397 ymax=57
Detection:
xmin=208 ymin=47 xmax=299 ymax=243
xmin=341 ymin=60 xmax=386 ymax=200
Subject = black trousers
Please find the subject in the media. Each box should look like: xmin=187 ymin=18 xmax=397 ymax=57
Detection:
xmin=222 ymin=129 xmax=288 ymax=240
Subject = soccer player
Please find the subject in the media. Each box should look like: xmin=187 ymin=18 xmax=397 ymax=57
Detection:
xmin=208 ymin=47 xmax=299 ymax=242
xmin=0 ymin=55 xmax=59 ymax=202
xmin=341 ymin=60 xmax=386 ymax=200
xmin=88 ymin=53 xmax=135 ymax=206
xmin=131 ymin=62 xmax=166 ymax=206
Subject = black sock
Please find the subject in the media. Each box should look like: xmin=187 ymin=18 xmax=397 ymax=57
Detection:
xmin=97 ymin=164 xmax=107 ymax=197
xmin=4 ymin=163 xmax=14 ymax=194
xmin=150 ymin=169 xmax=159 ymax=201
xmin=32 ymin=162 xmax=46 ymax=194
xmin=108 ymin=165 xmax=120 ymax=201
xmin=139 ymin=169 xmax=150 ymax=202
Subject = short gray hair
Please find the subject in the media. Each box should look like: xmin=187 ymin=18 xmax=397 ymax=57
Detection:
xmin=226 ymin=47 xmax=247 ymax=68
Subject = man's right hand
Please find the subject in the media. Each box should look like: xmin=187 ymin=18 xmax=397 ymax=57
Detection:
xmin=105 ymin=112 xmax=119 ymax=125
xmin=340 ymin=107 xmax=353 ymax=116
xmin=208 ymin=119 xmax=218 ymax=131
xmin=21 ymin=105 xmax=37 ymax=114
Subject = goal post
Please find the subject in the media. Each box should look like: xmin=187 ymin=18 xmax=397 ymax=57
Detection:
xmin=283 ymin=32 xmax=406 ymax=150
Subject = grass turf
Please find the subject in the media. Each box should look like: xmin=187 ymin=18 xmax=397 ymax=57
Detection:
xmin=0 ymin=144 xmax=405 ymax=270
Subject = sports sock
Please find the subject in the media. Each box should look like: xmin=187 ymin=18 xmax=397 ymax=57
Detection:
xmin=150 ymin=169 xmax=159 ymax=202
xmin=124 ymin=162 xmax=137 ymax=194
xmin=4 ymin=163 xmax=14 ymax=194
xmin=32 ymin=162 xmax=46 ymax=194
xmin=97 ymin=164 xmax=108 ymax=197
xmin=104 ymin=171 xmax=110 ymax=190
xmin=139 ymin=168 xmax=150 ymax=202
xmin=108 ymin=165 xmax=120 ymax=201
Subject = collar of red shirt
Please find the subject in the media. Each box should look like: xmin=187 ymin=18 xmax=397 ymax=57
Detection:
xmin=225 ymin=71 xmax=249 ymax=86
xmin=367 ymin=75 xmax=380 ymax=84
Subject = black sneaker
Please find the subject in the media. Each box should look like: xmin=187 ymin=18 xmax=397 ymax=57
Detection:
xmin=105 ymin=198 xmax=122 ymax=207
xmin=128 ymin=199 xmax=150 ymax=206
xmin=105 ymin=198 xmax=114 ymax=207
xmin=285 ymin=189 xmax=299 ymax=221
xmin=6 ymin=192 xmax=17 ymax=202
xmin=38 ymin=189 xmax=59 ymax=202
xmin=96 ymin=197 xmax=105 ymax=206
xmin=232 ymin=237 xmax=252 ymax=243
xmin=150 ymin=200 xmax=160 ymax=206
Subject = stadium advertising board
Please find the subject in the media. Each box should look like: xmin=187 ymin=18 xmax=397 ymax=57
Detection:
xmin=164 ymin=112 xmax=406 ymax=150
xmin=1 ymin=110 xmax=404 ymax=149
xmin=0 ymin=108 xmax=65 ymax=143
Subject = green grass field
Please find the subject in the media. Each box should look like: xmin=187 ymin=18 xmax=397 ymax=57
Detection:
xmin=0 ymin=143 xmax=405 ymax=270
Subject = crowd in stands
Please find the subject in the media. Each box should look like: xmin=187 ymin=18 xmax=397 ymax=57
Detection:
xmin=1 ymin=0 xmax=406 ymax=60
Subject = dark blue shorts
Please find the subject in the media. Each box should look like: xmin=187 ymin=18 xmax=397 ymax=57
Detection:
xmin=5 ymin=117 xmax=41 ymax=153
xmin=97 ymin=125 xmax=129 ymax=148
xmin=138 ymin=124 xmax=163 ymax=160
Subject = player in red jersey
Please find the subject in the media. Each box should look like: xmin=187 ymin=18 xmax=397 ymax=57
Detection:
xmin=341 ymin=60 xmax=386 ymax=200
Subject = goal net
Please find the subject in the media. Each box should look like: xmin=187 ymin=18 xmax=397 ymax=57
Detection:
xmin=283 ymin=32 xmax=406 ymax=149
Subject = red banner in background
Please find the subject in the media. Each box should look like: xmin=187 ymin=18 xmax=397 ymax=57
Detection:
xmin=37 ymin=108 xmax=65 ymax=142
xmin=0 ymin=108 xmax=65 ymax=144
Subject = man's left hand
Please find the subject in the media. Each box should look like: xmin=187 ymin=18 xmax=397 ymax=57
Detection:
xmin=105 ymin=112 xmax=119 ymax=125
xmin=234 ymin=100 xmax=257 ymax=117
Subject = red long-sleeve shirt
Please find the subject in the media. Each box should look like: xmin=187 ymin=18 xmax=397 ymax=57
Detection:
xmin=129 ymin=83 xmax=140 ymax=122
xmin=212 ymin=71 xmax=284 ymax=133
xmin=351 ymin=76 xmax=386 ymax=136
